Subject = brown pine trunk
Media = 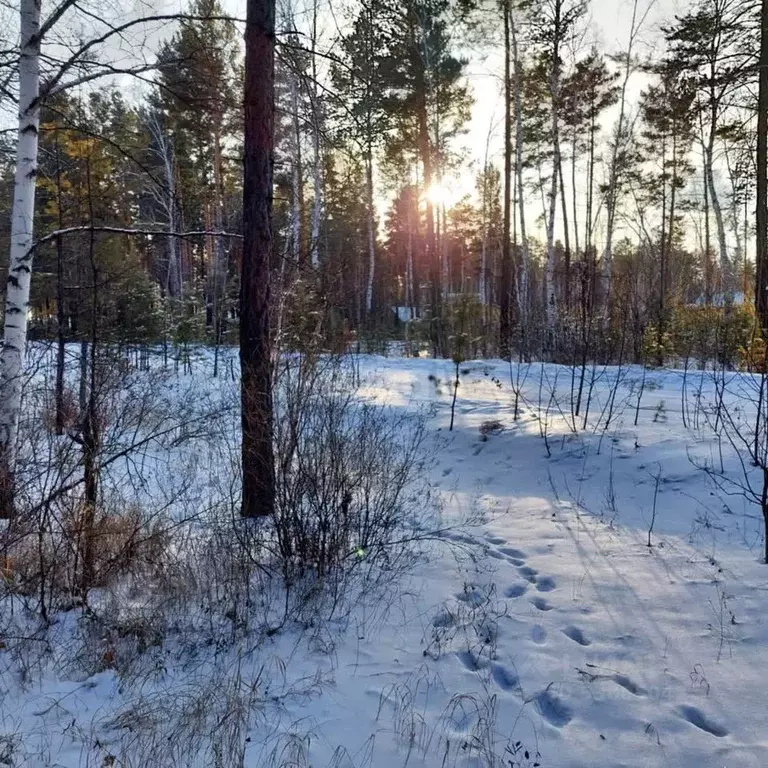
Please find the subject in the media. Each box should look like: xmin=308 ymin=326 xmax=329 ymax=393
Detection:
xmin=757 ymin=0 xmax=768 ymax=334
xmin=420 ymin=97 xmax=439 ymax=354
xmin=240 ymin=0 xmax=276 ymax=518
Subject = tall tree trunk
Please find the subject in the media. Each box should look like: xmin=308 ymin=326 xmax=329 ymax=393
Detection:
xmin=439 ymin=199 xmax=448 ymax=297
xmin=240 ymin=0 xmax=276 ymax=518
xmin=700 ymin=112 xmax=712 ymax=304
xmin=0 ymin=0 xmax=42 ymax=516
xmin=705 ymin=139 xmax=729 ymax=295
xmin=602 ymin=0 xmax=640 ymax=309
xmin=757 ymin=0 xmax=768 ymax=333
xmin=418 ymin=87 xmax=438 ymax=353
xmin=80 ymin=158 xmax=99 ymax=596
xmin=290 ymin=69 xmax=304 ymax=264
xmin=309 ymin=0 xmax=323 ymax=270
xmin=586 ymin=108 xmax=596 ymax=258
xmin=558 ymin=153 xmax=571 ymax=312
xmin=499 ymin=0 xmax=513 ymax=360
xmin=510 ymin=6 xmax=528 ymax=332
xmin=406 ymin=192 xmax=414 ymax=331
xmin=545 ymin=0 xmax=562 ymax=346
xmin=364 ymin=142 xmax=376 ymax=317
xmin=480 ymin=187 xmax=488 ymax=314
xmin=310 ymin=127 xmax=323 ymax=269
xmin=212 ymin=125 xmax=227 ymax=377
xmin=571 ymin=132 xmax=580 ymax=258
xmin=54 ymin=131 xmax=66 ymax=437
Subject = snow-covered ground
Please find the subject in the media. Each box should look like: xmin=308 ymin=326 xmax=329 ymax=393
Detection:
xmin=3 ymin=353 xmax=768 ymax=767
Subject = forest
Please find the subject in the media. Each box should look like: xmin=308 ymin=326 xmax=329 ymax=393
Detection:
xmin=0 ymin=0 xmax=766 ymax=765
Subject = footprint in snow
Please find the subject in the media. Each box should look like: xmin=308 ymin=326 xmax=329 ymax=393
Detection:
xmin=612 ymin=674 xmax=646 ymax=696
xmin=531 ymin=624 xmax=547 ymax=644
xmin=442 ymin=467 xmax=453 ymax=477
xmin=531 ymin=597 xmax=553 ymax=611
xmin=491 ymin=663 xmax=519 ymax=691
xmin=562 ymin=626 xmax=590 ymax=646
xmin=535 ymin=690 xmax=572 ymax=727
xmin=456 ymin=649 xmax=485 ymax=672
xmin=488 ymin=549 xmax=506 ymax=561
xmin=536 ymin=576 xmax=556 ymax=592
xmin=486 ymin=535 xmax=506 ymax=545
xmin=677 ymin=705 xmax=728 ymax=738
xmin=456 ymin=587 xmax=485 ymax=606
xmin=504 ymin=584 xmax=527 ymax=598
xmin=518 ymin=565 xmax=538 ymax=583
xmin=472 ymin=445 xmax=484 ymax=456
xmin=507 ymin=557 xmax=525 ymax=567
xmin=499 ymin=547 xmax=526 ymax=560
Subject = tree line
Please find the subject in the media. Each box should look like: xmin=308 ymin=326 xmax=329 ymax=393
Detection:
xmin=0 ymin=0 xmax=766 ymax=516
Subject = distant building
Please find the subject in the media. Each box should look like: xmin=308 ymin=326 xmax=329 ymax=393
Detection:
xmin=692 ymin=291 xmax=746 ymax=308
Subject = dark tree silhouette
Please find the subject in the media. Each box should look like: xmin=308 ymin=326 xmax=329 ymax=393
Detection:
xmin=240 ymin=0 xmax=276 ymax=517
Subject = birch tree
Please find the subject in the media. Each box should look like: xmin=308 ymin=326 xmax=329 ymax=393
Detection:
xmin=602 ymin=0 xmax=653 ymax=306
xmin=0 ymin=2 xmax=238 ymax=513
xmin=0 ymin=0 xmax=43 ymax=514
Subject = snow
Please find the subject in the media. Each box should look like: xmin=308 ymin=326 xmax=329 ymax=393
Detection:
xmin=3 ymin=352 xmax=768 ymax=766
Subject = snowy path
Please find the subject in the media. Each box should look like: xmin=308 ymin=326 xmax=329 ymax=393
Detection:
xmin=323 ymin=357 xmax=768 ymax=768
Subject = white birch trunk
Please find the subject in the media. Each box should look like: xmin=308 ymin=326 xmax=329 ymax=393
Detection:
xmin=290 ymin=73 xmax=302 ymax=263
xmin=546 ymin=113 xmax=559 ymax=336
xmin=704 ymin=153 xmax=730 ymax=293
xmin=310 ymin=125 xmax=323 ymax=269
xmin=0 ymin=0 xmax=42 ymax=486
xmin=165 ymin=157 xmax=180 ymax=298
xmin=602 ymin=0 xmax=641 ymax=300
xmin=149 ymin=115 xmax=181 ymax=298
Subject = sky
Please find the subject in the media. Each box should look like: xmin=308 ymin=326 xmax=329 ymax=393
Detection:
xmin=10 ymin=0 xmax=691 ymax=247
xmin=450 ymin=0 xmax=685 ymax=228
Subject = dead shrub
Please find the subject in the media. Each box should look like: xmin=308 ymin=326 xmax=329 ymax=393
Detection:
xmin=271 ymin=353 xmax=435 ymax=597
xmin=479 ymin=419 xmax=504 ymax=440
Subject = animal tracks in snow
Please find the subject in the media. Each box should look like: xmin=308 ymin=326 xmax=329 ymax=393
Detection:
xmin=531 ymin=597 xmax=553 ymax=611
xmin=499 ymin=547 xmax=527 ymax=560
xmin=518 ymin=565 xmax=538 ymax=583
xmin=562 ymin=626 xmax=591 ymax=646
xmin=491 ymin=663 xmax=519 ymax=691
xmin=676 ymin=705 xmax=729 ymax=738
xmin=455 ymin=649 xmax=486 ymax=672
xmin=535 ymin=576 xmax=557 ymax=592
xmin=535 ymin=689 xmax=573 ymax=727
xmin=611 ymin=674 xmax=646 ymax=696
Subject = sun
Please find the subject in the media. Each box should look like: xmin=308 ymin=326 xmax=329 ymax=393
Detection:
xmin=426 ymin=182 xmax=451 ymax=207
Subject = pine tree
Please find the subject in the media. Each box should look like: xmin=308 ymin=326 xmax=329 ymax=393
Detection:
xmin=379 ymin=0 xmax=472 ymax=354
xmin=241 ymin=0 xmax=276 ymax=518
xmin=638 ymin=64 xmax=696 ymax=365
xmin=332 ymin=2 xmax=390 ymax=321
